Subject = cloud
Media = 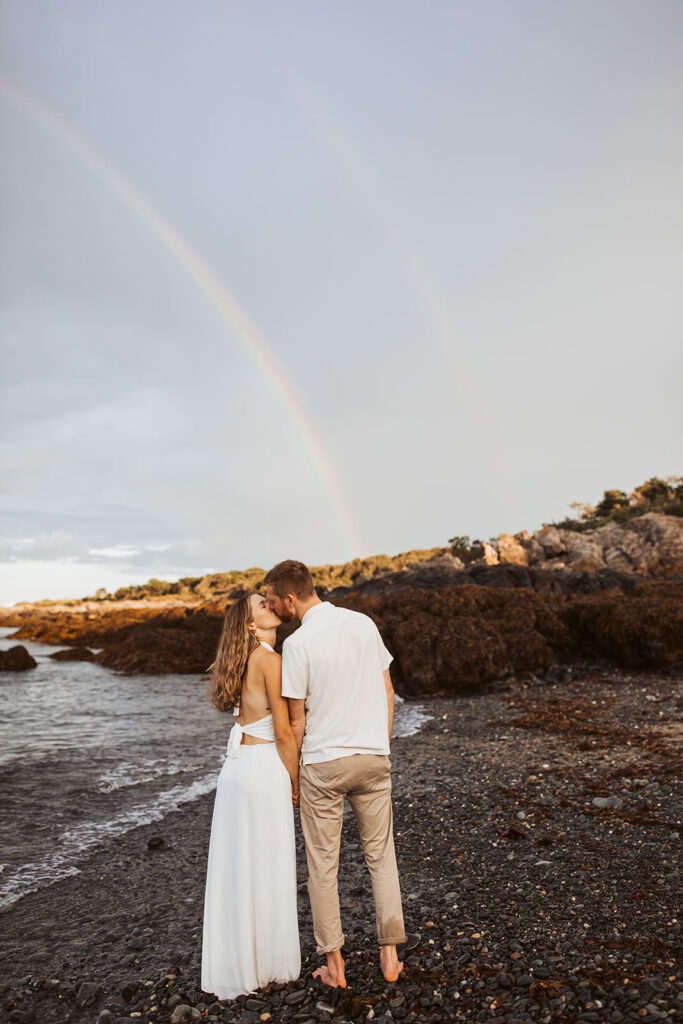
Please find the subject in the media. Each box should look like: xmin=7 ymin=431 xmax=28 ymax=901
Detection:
xmin=0 ymin=530 xmax=76 ymax=561
xmin=88 ymin=545 xmax=142 ymax=559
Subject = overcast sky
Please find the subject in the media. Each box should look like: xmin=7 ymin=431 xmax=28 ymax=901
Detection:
xmin=1 ymin=0 xmax=682 ymax=605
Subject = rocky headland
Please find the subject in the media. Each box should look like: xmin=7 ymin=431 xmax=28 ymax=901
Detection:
xmin=1 ymin=507 xmax=681 ymax=691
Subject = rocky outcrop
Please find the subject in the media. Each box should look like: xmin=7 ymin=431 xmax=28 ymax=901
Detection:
xmin=559 ymin=580 xmax=683 ymax=670
xmin=0 ymin=512 xmax=679 ymax=688
xmin=93 ymin=608 xmax=223 ymax=675
xmin=326 ymin=560 xmax=649 ymax=602
xmin=497 ymin=533 xmax=528 ymax=565
xmin=337 ymin=586 xmax=570 ymax=696
xmin=0 ymin=645 xmax=37 ymax=671
xmin=499 ymin=513 xmax=683 ymax=576
xmin=333 ymin=581 xmax=682 ymax=696
xmin=0 ymin=598 xmax=199 ymax=647
xmin=49 ymin=646 xmax=97 ymax=662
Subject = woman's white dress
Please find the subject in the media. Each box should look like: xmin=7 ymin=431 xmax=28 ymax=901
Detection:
xmin=201 ymin=646 xmax=300 ymax=999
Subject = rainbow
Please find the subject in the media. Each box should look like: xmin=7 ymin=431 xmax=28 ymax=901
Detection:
xmin=0 ymin=74 xmax=362 ymax=558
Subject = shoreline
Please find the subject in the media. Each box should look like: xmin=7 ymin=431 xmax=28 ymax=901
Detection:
xmin=2 ymin=668 xmax=681 ymax=1023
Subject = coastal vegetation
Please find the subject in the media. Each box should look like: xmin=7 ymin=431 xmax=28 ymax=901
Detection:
xmin=551 ymin=474 xmax=682 ymax=532
xmin=96 ymin=474 xmax=681 ymax=602
xmin=1 ymin=474 xmax=680 ymax=683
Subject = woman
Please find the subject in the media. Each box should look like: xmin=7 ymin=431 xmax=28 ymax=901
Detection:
xmin=201 ymin=591 xmax=301 ymax=1000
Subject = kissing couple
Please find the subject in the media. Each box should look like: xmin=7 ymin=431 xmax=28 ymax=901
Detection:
xmin=201 ymin=559 xmax=407 ymax=1000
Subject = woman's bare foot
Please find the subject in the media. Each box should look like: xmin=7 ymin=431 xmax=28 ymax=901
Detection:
xmin=313 ymin=950 xmax=347 ymax=988
xmin=380 ymin=945 xmax=404 ymax=982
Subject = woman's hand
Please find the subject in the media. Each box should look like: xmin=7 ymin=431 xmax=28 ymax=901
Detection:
xmin=292 ymin=784 xmax=300 ymax=809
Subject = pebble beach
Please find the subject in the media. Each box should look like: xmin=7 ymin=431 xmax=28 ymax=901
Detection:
xmin=1 ymin=665 xmax=681 ymax=1024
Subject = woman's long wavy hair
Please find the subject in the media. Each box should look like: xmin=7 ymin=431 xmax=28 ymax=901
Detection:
xmin=208 ymin=591 xmax=260 ymax=712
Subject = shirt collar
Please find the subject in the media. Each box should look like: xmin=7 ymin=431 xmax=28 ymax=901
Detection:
xmin=302 ymin=601 xmax=331 ymax=623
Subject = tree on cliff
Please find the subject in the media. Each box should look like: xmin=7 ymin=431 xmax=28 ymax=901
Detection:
xmin=560 ymin=475 xmax=682 ymax=532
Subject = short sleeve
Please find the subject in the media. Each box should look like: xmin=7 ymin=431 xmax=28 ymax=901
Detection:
xmin=375 ymin=626 xmax=393 ymax=671
xmin=281 ymin=640 xmax=309 ymax=699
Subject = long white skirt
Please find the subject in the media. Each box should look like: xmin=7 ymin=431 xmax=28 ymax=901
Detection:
xmin=201 ymin=743 xmax=301 ymax=1000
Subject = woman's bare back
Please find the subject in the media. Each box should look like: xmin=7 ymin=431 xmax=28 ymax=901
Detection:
xmin=237 ymin=646 xmax=278 ymax=745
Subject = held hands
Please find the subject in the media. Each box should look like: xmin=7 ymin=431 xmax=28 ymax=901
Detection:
xmin=291 ymin=783 xmax=300 ymax=809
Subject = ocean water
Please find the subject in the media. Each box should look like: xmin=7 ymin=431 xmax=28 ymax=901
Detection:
xmin=0 ymin=627 xmax=431 ymax=910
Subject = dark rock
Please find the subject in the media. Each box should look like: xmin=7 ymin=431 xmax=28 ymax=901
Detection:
xmin=49 ymin=646 xmax=96 ymax=661
xmin=120 ymin=979 xmax=140 ymax=1002
xmin=147 ymin=837 xmax=164 ymax=850
xmin=284 ymin=988 xmax=308 ymax=1005
xmin=75 ymin=981 xmax=102 ymax=1007
xmin=0 ymin=646 xmax=37 ymax=671
xmin=170 ymin=1005 xmax=201 ymax=1023
xmin=337 ymin=586 xmax=569 ymax=695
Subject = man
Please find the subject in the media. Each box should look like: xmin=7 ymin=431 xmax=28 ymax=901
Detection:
xmin=264 ymin=559 xmax=406 ymax=989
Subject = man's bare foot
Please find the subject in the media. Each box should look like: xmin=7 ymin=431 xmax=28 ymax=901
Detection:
xmin=380 ymin=945 xmax=404 ymax=982
xmin=313 ymin=951 xmax=347 ymax=988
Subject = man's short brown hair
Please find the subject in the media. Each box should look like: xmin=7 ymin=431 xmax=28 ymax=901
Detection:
xmin=264 ymin=560 xmax=315 ymax=599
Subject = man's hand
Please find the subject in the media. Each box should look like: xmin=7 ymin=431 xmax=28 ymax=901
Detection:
xmin=292 ymin=785 xmax=300 ymax=809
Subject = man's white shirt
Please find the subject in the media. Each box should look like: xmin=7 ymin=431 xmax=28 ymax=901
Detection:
xmin=280 ymin=602 xmax=393 ymax=765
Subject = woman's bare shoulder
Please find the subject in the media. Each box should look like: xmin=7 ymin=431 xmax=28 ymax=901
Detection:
xmin=250 ymin=645 xmax=282 ymax=664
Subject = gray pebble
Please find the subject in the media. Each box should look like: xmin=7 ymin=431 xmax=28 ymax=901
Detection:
xmin=284 ymin=988 xmax=308 ymax=1005
xmin=170 ymin=1004 xmax=201 ymax=1023
xmin=592 ymin=796 xmax=623 ymax=809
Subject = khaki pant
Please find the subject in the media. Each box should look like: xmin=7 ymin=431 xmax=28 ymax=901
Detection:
xmin=299 ymin=753 xmax=407 ymax=954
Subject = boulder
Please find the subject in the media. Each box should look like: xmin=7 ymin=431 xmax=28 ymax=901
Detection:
xmin=537 ymin=526 xmax=565 ymax=557
xmin=498 ymin=533 xmax=529 ymax=566
xmin=0 ymin=645 xmax=37 ymax=671
xmin=482 ymin=542 xmax=499 ymax=565
xmin=521 ymin=537 xmax=546 ymax=564
xmin=601 ymin=513 xmax=683 ymax=576
xmin=561 ymin=531 xmax=606 ymax=571
xmin=49 ymin=646 xmax=96 ymax=661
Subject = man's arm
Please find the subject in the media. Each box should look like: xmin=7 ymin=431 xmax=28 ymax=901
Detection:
xmin=384 ymin=668 xmax=395 ymax=742
xmin=288 ymin=698 xmax=306 ymax=754
xmin=281 ymin=641 xmax=308 ymax=755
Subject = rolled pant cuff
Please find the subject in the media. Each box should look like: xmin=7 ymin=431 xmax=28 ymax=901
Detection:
xmin=316 ymin=934 xmax=345 ymax=955
xmin=379 ymin=934 xmax=408 ymax=946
